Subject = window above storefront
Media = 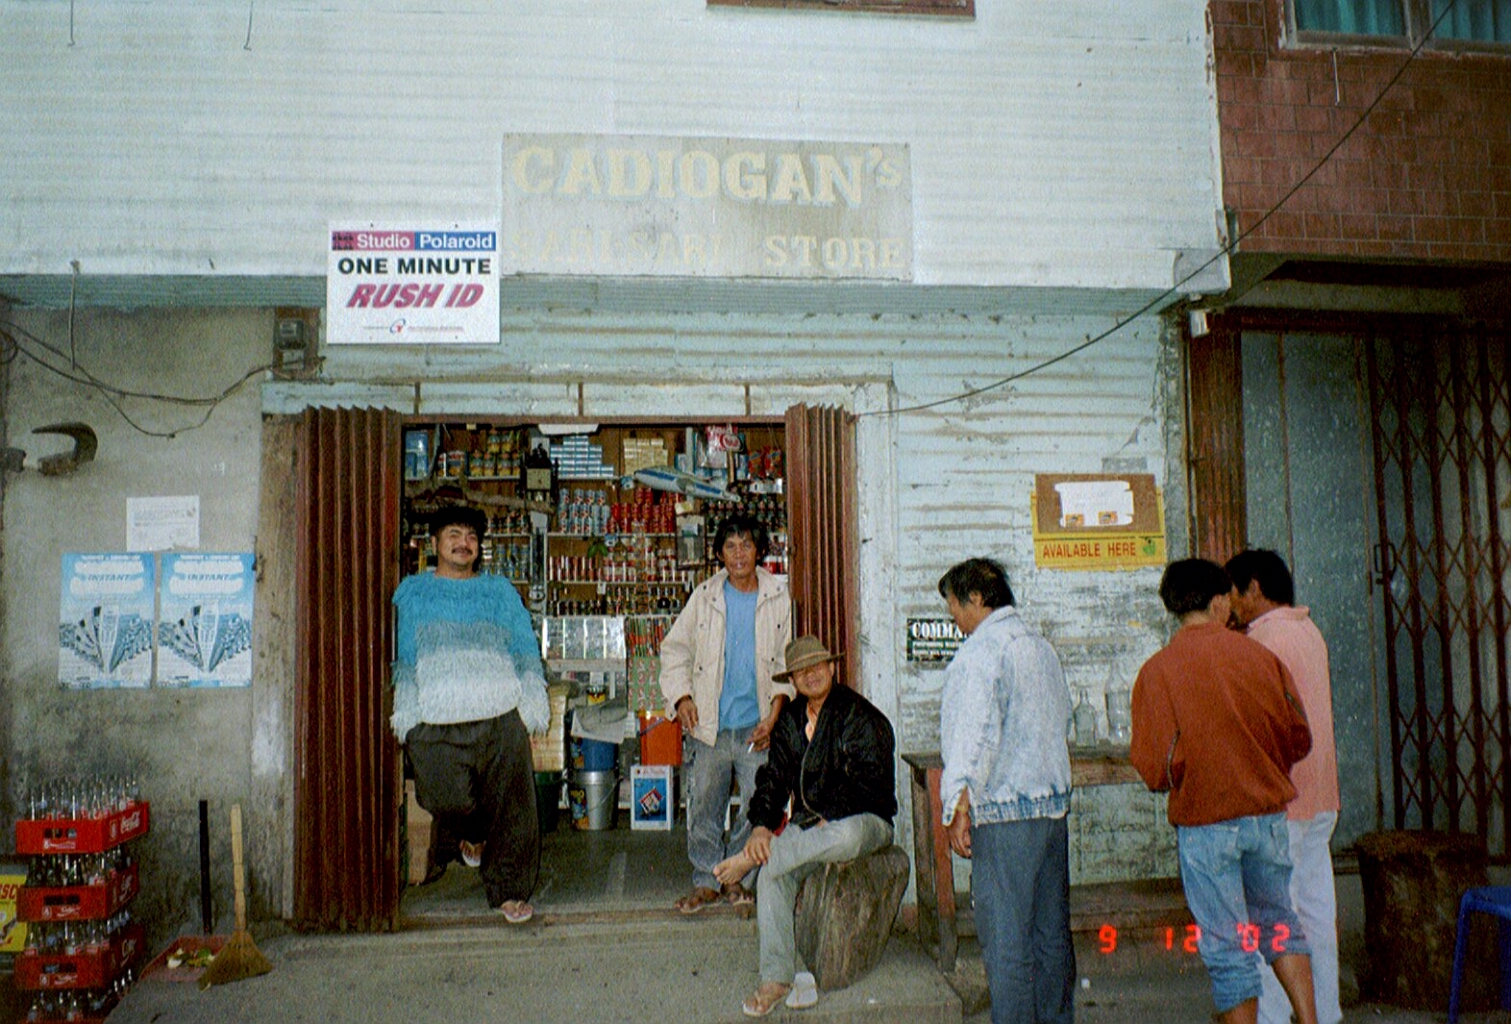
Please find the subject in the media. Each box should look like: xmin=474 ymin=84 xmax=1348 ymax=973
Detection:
xmin=1289 ymin=0 xmax=1510 ymax=50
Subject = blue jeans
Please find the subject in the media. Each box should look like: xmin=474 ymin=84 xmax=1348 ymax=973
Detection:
xmin=1177 ymin=813 xmax=1311 ymax=1014
xmin=971 ymin=815 xmax=1075 ymax=1024
xmin=686 ymin=726 xmax=765 ymax=891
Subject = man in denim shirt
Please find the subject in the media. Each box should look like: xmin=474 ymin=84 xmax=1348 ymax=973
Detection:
xmin=938 ymin=557 xmax=1074 ymax=1024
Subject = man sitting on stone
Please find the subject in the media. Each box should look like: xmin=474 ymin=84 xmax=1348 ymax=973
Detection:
xmin=712 ymin=635 xmax=897 ymax=1018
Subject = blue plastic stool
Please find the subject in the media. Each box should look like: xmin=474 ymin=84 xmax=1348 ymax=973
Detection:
xmin=1448 ymin=885 xmax=1511 ymax=1023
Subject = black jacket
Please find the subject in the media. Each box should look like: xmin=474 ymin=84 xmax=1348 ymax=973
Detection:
xmin=746 ymin=682 xmax=897 ymax=831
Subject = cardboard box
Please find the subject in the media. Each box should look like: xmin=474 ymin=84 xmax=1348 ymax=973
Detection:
xmin=405 ymin=780 xmax=433 ymax=886
xmin=0 ymin=872 xmax=27 ymax=953
xmin=529 ymin=684 xmax=570 ymax=773
xmin=630 ymin=765 xmax=674 ymax=831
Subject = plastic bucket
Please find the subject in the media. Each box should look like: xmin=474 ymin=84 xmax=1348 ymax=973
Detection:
xmin=581 ymin=738 xmax=618 ymax=771
xmin=638 ymin=714 xmax=683 ymax=766
xmin=568 ymin=770 xmax=617 ymax=831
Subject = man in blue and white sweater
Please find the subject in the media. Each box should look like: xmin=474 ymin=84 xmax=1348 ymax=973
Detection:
xmin=392 ymin=504 xmax=550 ymax=923
xmin=938 ymin=557 xmax=1075 ymax=1024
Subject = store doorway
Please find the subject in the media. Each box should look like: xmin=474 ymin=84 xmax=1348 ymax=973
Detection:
xmin=290 ymin=405 xmax=858 ymax=931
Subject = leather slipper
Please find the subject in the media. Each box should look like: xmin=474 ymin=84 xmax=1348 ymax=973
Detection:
xmin=675 ymin=886 xmax=721 ymax=915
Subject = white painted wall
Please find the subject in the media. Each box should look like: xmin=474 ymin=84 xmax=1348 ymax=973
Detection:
xmin=0 ymin=0 xmax=1225 ymax=293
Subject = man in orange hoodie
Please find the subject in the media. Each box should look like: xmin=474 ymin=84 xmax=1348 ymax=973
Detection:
xmin=1130 ymin=558 xmax=1316 ymax=1024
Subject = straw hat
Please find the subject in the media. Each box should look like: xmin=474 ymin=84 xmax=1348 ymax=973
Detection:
xmin=772 ymin=635 xmax=844 ymax=681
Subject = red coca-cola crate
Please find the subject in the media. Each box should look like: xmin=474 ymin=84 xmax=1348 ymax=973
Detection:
xmin=17 ymin=863 xmax=139 ymax=922
xmin=15 ymin=993 xmax=117 ymax=1024
xmin=14 ymin=803 xmax=149 ymax=855
xmin=14 ymin=921 xmax=145 ymax=990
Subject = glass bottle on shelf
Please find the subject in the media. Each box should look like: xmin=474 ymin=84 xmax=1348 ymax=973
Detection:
xmin=1072 ymin=689 xmax=1098 ymax=747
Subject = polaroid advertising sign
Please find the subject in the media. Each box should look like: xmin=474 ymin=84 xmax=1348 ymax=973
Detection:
xmin=327 ymin=224 xmax=499 ymax=345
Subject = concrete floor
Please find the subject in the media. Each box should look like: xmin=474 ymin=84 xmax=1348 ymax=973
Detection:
xmin=13 ymin=820 xmax=1511 ymax=1024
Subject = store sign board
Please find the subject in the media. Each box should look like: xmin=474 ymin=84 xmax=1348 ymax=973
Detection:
xmin=502 ymin=134 xmax=912 ymax=280
xmin=1031 ymin=474 xmax=1167 ymax=570
xmin=326 ymin=224 xmax=500 ymax=345
xmin=906 ymin=618 xmax=964 ymax=665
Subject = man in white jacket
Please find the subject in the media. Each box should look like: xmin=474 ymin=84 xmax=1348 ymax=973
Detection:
xmin=660 ymin=514 xmax=792 ymax=913
xmin=938 ymin=556 xmax=1075 ymax=1024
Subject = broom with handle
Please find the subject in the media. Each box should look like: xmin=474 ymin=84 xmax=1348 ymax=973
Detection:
xmin=199 ymin=803 xmax=272 ymax=989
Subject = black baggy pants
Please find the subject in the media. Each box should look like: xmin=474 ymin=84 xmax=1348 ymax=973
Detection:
xmin=406 ymin=710 xmax=539 ymax=908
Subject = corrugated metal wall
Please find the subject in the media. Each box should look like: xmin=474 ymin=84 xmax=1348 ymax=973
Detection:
xmin=293 ymin=406 xmax=403 ymax=930
xmin=0 ymin=1 xmax=1221 ymax=296
xmin=278 ymin=310 xmax=1177 ymax=758
xmin=786 ymin=405 xmax=860 ymax=690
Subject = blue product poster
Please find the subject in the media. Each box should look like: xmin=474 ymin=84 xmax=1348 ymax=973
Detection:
xmin=631 ymin=766 xmax=673 ymax=830
xmin=157 ymin=553 xmax=255 ymax=688
xmin=58 ymin=554 xmax=156 ymax=689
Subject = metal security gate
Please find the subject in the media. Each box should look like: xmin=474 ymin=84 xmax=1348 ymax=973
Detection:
xmin=1367 ymin=329 xmax=1511 ymax=856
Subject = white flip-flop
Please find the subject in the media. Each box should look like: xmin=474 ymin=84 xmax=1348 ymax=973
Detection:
xmin=785 ymin=971 xmax=818 ymax=1010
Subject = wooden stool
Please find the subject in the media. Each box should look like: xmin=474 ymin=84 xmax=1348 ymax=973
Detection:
xmin=793 ymin=844 xmax=911 ymax=991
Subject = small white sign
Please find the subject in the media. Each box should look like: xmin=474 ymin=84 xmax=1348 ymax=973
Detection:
xmin=127 ymin=495 xmax=200 ymax=552
xmin=1054 ymin=480 xmax=1135 ymax=528
xmin=327 ymin=223 xmax=500 ymax=345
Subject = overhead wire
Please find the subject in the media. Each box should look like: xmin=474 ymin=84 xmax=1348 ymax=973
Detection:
xmin=860 ymin=0 xmax=1463 ymax=420
xmin=0 ymin=2 xmax=1468 ymax=432
xmin=0 ymin=318 xmax=280 ymax=439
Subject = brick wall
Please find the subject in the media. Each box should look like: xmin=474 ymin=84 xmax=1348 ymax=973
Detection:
xmin=1212 ymin=0 xmax=1511 ymax=261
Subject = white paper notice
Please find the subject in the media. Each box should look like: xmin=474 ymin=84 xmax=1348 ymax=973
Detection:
xmin=127 ymin=495 xmax=200 ymax=551
xmin=1055 ymin=481 xmax=1134 ymax=528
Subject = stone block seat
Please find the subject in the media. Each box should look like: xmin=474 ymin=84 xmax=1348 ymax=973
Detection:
xmin=1356 ymin=829 xmax=1492 ymax=1011
xmin=792 ymin=843 xmax=912 ymax=991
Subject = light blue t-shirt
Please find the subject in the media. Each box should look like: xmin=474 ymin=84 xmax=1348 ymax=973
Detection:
xmin=718 ymin=580 xmax=760 ymax=730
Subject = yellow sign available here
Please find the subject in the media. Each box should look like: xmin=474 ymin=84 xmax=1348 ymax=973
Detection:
xmin=1031 ymin=474 xmax=1167 ymax=571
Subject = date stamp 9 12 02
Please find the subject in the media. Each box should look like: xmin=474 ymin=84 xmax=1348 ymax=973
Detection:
xmin=1096 ymin=922 xmax=1293 ymax=956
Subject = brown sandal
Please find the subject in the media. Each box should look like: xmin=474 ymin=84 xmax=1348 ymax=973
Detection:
xmin=675 ymin=886 xmax=721 ymax=915
xmin=722 ymin=882 xmax=754 ymax=907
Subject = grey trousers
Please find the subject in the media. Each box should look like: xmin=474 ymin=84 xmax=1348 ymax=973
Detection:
xmin=755 ymin=812 xmax=894 ymax=984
